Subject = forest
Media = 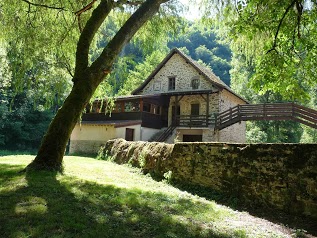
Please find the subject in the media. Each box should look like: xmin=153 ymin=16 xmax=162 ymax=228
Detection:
xmin=1 ymin=1 xmax=317 ymax=153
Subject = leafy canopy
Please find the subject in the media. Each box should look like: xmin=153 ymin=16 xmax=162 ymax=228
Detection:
xmin=203 ymin=0 xmax=317 ymax=100
xmin=0 ymin=0 xmax=184 ymax=106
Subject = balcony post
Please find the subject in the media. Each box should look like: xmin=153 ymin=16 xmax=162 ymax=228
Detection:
xmin=206 ymin=93 xmax=210 ymax=126
xmin=174 ymin=95 xmax=178 ymax=126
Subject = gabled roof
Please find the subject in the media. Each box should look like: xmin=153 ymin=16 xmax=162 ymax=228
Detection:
xmin=131 ymin=48 xmax=247 ymax=103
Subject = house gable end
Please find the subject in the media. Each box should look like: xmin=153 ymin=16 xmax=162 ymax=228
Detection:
xmin=132 ymin=49 xmax=220 ymax=95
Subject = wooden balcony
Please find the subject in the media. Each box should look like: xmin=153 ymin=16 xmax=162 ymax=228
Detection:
xmin=174 ymin=115 xmax=215 ymax=128
xmin=82 ymin=112 xmax=167 ymax=129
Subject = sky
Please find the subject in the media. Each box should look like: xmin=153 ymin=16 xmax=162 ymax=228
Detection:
xmin=178 ymin=0 xmax=202 ymax=20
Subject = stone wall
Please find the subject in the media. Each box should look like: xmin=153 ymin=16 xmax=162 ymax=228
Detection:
xmin=102 ymin=139 xmax=317 ymax=219
xmin=70 ymin=140 xmax=106 ymax=155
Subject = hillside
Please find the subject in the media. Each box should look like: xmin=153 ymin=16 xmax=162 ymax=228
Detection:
xmin=0 ymin=155 xmax=314 ymax=238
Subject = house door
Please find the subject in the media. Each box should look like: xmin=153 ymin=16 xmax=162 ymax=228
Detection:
xmin=125 ymin=128 xmax=134 ymax=141
xmin=191 ymin=104 xmax=200 ymax=115
xmin=190 ymin=104 xmax=201 ymax=126
xmin=161 ymin=107 xmax=168 ymax=127
xmin=172 ymin=105 xmax=180 ymax=126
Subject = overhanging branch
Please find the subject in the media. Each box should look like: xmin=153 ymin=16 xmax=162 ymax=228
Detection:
xmin=295 ymin=0 xmax=303 ymax=38
xmin=74 ymin=0 xmax=97 ymax=16
xmin=75 ymin=0 xmax=98 ymax=32
xmin=114 ymin=0 xmax=144 ymax=7
xmin=267 ymin=0 xmax=296 ymax=53
xmin=74 ymin=0 xmax=114 ymax=79
xmin=90 ymin=0 xmax=169 ymax=81
xmin=21 ymin=0 xmax=65 ymax=10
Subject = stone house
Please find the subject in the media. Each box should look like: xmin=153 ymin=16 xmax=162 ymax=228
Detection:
xmin=69 ymin=48 xmax=247 ymax=154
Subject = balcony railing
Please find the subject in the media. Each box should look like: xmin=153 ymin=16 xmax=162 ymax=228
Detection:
xmin=174 ymin=115 xmax=215 ymax=128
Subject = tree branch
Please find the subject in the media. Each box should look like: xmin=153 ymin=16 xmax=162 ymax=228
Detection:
xmin=267 ymin=0 xmax=296 ymax=53
xmin=75 ymin=0 xmax=98 ymax=32
xmin=295 ymin=0 xmax=303 ymax=38
xmin=74 ymin=0 xmax=114 ymax=79
xmin=74 ymin=0 xmax=97 ymax=16
xmin=21 ymin=0 xmax=65 ymax=10
xmin=90 ymin=0 xmax=169 ymax=80
xmin=114 ymin=0 xmax=144 ymax=7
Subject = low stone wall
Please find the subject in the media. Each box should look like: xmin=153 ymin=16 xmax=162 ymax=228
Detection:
xmin=70 ymin=140 xmax=106 ymax=155
xmin=101 ymin=139 xmax=317 ymax=219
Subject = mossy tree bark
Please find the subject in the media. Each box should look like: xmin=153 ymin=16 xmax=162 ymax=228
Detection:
xmin=26 ymin=0 xmax=169 ymax=171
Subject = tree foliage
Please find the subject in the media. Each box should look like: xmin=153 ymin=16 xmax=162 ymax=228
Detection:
xmin=0 ymin=0 xmax=184 ymax=171
xmin=203 ymin=0 xmax=317 ymax=142
xmin=118 ymin=49 xmax=168 ymax=95
xmin=207 ymin=0 xmax=317 ymax=100
xmin=168 ymin=23 xmax=232 ymax=85
xmin=0 ymin=93 xmax=54 ymax=151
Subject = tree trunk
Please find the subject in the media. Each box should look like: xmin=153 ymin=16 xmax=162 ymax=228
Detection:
xmin=26 ymin=74 xmax=97 ymax=171
xmin=25 ymin=0 xmax=169 ymax=171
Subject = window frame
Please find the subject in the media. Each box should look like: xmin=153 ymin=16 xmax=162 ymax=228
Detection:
xmin=191 ymin=77 xmax=200 ymax=90
xmin=168 ymin=76 xmax=176 ymax=91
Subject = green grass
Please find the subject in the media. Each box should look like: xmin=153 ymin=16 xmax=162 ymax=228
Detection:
xmin=0 ymin=150 xmax=36 ymax=156
xmin=0 ymin=155 xmax=297 ymax=238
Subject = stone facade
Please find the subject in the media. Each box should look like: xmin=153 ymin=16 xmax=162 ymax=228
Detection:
xmin=218 ymin=90 xmax=246 ymax=143
xmin=71 ymin=48 xmax=248 ymax=149
xmin=139 ymin=51 xmax=247 ymax=143
xmin=166 ymin=88 xmax=245 ymax=143
xmin=142 ymin=54 xmax=214 ymax=94
xmin=102 ymin=139 xmax=317 ymax=219
xmin=168 ymin=94 xmax=219 ymax=126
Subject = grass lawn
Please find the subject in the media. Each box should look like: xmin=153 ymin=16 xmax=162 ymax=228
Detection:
xmin=0 ymin=155 xmax=313 ymax=238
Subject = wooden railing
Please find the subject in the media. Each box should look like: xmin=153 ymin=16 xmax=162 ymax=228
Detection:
xmin=215 ymin=103 xmax=317 ymax=130
xmin=174 ymin=115 xmax=215 ymax=128
xmin=156 ymin=125 xmax=176 ymax=142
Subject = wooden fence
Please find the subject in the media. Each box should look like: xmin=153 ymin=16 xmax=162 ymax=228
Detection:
xmin=215 ymin=103 xmax=317 ymax=130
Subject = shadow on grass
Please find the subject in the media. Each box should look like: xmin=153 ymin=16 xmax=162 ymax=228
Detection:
xmin=172 ymin=182 xmax=317 ymax=237
xmin=0 ymin=164 xmax=234 ymax=238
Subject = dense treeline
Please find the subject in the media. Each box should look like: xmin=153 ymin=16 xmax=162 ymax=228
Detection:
xmin=230 ymin=52 xmax=317 ymax=143
xmin=0 ymin=45 xmax=68 ymax=151
xmin=0 ymin=94 xmax=54 ymax=151
xmin=168 ymin=25 xmax=231 ymax=86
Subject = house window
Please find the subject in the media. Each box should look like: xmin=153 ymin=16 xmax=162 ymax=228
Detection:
xmin=151 ymin=105 xmax=161 ymax=115
xmin=183 ymin=135 xmax=202 ymax=142
xmin=112 ymin=102 xmax=122 ymax=113
xmin=124 ymin=101 xmax=140 ymax=112
xmin=143 ymin=103 xmax=151 ymax=112
xmin=168 ymin=77 xmax=176 ymax=91
xmin=143 ymin=103 xmax=160 ymax=115
xmin=91 ymin=103 xmax=100 ymax=113
xmin=191 ymin=77 xmax=200 ymax=89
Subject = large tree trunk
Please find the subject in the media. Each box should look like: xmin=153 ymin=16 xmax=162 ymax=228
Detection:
xmin=27 ymin=75 xmax=98 ymax=171
xmin=26 ymin=0 xmax=169 ymax=171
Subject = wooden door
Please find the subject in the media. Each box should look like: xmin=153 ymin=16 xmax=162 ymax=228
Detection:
xmin=125 ymin=128 xmax=134 ymax=141
xmin=172 ymin=105 xmax=180 ymax=126
xmin=191 ymin=104 xmax=200 ymax=115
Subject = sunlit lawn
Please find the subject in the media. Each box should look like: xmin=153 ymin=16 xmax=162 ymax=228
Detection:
xmin=0 ymin=155 xmax=298 ymax=238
